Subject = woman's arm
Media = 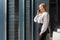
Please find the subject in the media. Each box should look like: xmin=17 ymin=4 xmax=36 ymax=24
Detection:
xmin=34 ymin=15 xmax=38 ymax=22
xmin=40 ymin=13 xmax=50 ymax=34
xmin=34 ymin=10 xmax=39 ymax=22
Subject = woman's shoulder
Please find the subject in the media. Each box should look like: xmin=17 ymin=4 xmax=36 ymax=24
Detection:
xmin=42 ymin=12 xmax=49 ymax=16
xmin=43 ymin=12 xmax=49 ymax=15
xmin=43 ymin=12 xmax=48 ymax=14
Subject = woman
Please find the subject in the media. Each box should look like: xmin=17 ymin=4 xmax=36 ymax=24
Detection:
xmin=34 ymin=3 xmax=50 ymax=40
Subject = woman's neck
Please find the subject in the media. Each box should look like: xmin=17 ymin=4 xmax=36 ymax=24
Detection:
xmin=41 ymin=10 xmax=46 ymax=13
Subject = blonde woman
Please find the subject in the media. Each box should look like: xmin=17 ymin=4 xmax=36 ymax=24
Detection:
xmin=34 ymin=3 xmax=50 ymax=40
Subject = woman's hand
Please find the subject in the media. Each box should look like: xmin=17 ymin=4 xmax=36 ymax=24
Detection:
xmin=39 ymin=32 xmax=43 ymax=36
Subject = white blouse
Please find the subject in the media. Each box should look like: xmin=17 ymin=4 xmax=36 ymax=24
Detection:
xmin=34 ymin=12 xmax=50 ymax=33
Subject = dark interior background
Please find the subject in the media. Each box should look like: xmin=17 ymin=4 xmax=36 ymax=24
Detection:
xmin=49 ymin=0 xmax=58 ymax=36
xmin=58 ymin=0 xmax=60 ymax=28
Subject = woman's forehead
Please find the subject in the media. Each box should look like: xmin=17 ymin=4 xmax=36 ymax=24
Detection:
xmin=39 ymin=4 xmax=42 ymax=8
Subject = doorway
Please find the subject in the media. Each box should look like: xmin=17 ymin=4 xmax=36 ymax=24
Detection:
xmin=33 ymin=0 xmax=49 ymax=40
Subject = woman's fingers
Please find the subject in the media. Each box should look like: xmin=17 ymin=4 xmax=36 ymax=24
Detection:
xmin=37 ymin=10 xmax=39 ymax=14
xmin=39 ymin=32 xmax=43 ymax=36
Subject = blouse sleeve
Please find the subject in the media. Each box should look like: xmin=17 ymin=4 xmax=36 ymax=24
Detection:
xmin=41 ymin=13 xmax=50 ymax=33
xmin=34 ymin=15 xmax=38 ymax=22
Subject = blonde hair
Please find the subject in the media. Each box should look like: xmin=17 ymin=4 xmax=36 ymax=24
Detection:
xmin=38 ymin=3 xmax=47 ymax=13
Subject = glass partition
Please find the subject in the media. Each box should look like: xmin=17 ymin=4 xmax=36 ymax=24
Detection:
xmin=0 ymin=0 xmax=5 ymax=40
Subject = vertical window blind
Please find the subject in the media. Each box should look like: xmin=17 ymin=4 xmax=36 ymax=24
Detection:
xmin=8 ymin=0 xmax=15 ymax=40
xmin=7 ymin=0 xmax=19 ymax=40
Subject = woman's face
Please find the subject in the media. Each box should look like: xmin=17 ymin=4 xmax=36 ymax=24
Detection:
xmin=39 ymin=5 xmax=44 ymax=12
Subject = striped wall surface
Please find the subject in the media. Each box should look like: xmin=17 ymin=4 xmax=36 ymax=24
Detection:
xmin=25 ymin=0 xmax=30 ymax=40
xmin=8 ymin=0 xmax=15 ymax=40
